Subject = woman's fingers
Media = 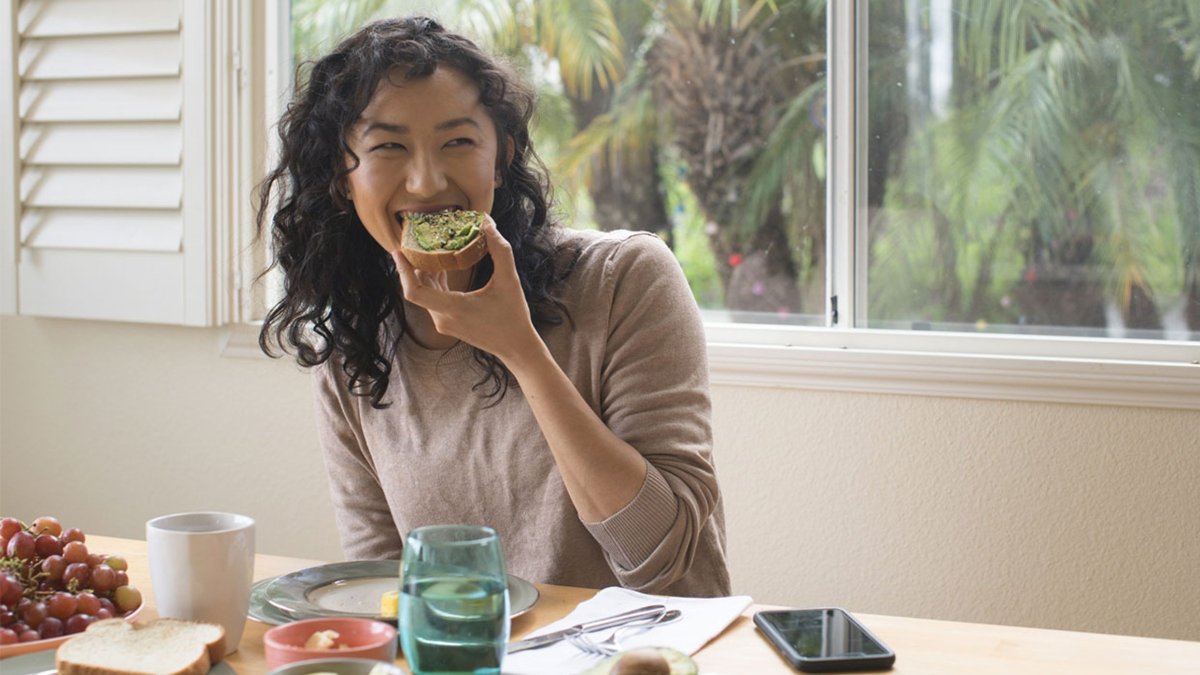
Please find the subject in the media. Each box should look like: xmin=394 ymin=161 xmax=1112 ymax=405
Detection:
xmin=392 ymin=250 xmax=438 ymax=306
xmin=392 ymin=249 xmax=462 ymax=314
xmin=392 ymin=217 xmax=515 ymax=322
xmin=388 ymin=219 xmax=535 ymax=356
xmin=391 ymin=249 xmax=419 ymax=295
xmin=480 ymin=216 xmax=516 ymax=283
xmin=417 ymin=268 xmax=450 ymax=292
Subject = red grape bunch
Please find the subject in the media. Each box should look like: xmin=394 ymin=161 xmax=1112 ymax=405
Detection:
xmin=0 ymin=516 xmax=143 ymax=645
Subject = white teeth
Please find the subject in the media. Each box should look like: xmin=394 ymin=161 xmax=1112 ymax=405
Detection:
xmin=398 ymin=207 xmax=461 ymax=219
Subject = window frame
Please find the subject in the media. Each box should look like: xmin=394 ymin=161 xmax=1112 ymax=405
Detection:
xmin=221 ymin=0 xmax=1200 ymax=410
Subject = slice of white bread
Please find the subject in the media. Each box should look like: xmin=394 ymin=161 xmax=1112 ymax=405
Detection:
xmin=56 ymin=618 xmax=226 ymax=675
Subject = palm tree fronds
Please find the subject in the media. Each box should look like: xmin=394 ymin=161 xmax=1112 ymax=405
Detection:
xmin=292 ymin=0 xmax=390 ymax=61
xmin=1157 ymin=0 xmax=1200 ymax=81
xmin=670 ymin=0 xmax=781 ymax=31
xmin=957 ymin=0 xmax=1094 ymax=83
xmin=733 ymin=80 xmax=824 ymax=239
xmin=443 ymin=0 xmax=518 ymax=50
xmin=535 ymin=0 xmax=625 ymax=99
xmin=555 ymin=85 xmax=658 ymax=192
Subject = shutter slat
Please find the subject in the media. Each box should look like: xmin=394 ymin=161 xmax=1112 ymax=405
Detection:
xmin=22 ymin=167 xmax=182 ymax=209
xmin=21 ymin=79 xmax=181 ymax=122
xmin=21 ymin=208 xmax=182 ymax=252
xmin=21 ymin=123 xmax=181 ymax=165
xmin=20 ymin=33 xmax=180 ymax=81
xmin=19 ymin=0 xmax=180 ymax=38
xmin=11 ymin=0 xmax=205 ymax=326
xmin=19 ymin=248 xmax=183 ymax=323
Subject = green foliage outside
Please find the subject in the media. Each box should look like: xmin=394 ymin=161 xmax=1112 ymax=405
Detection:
xmin=866 ymin=0 xmax=1200 ymax=336
xmin=661 ymin=156 xmax=725 ymax=308
xmin=290 ymin=0 xmax=1200 ymax=337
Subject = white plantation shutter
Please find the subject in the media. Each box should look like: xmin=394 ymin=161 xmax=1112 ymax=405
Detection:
xmin=1 ymin=0 xmax=233 ymax=325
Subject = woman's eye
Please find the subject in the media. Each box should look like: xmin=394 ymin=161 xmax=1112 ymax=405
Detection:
xmin=371 ymin=142 xmax=405 ymax=152
xmin=445 ymin=138 xmax=476 ymax=148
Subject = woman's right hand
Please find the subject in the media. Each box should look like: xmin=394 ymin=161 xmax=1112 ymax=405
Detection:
xmin=391 ymin=216 xmax=541 ymax=366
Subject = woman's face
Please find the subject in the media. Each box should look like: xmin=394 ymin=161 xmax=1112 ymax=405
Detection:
xmin=344 ymin=65 xmax=504 ymax=255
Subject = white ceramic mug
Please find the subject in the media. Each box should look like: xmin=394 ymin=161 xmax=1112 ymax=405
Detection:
xmin=146 ymin=512 xmax=255 ymax=654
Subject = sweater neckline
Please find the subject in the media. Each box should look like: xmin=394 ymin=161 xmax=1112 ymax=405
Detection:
xmin=400 ymin=330 xmax=473 ymax=366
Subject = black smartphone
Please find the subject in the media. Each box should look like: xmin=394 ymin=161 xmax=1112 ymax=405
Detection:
xmin=754 ymin=607 xmax=896 ymax=672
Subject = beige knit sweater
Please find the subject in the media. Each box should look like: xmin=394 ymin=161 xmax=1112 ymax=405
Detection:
xmin=313 ymin=228 xmax=731 ymax=597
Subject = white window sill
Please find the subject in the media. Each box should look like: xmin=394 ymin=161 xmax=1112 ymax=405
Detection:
xmin=221 ymin=323 xmax=1200 ymax=411
xmin=706 ymin=324 xmax=1200 ymax=410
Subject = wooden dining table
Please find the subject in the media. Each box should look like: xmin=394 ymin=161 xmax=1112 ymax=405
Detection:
xmin=46 ymin=536 xmax=1200 ymax=674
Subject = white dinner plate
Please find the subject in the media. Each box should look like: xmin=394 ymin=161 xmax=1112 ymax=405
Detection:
xmin=0 ymin=648 xmax=236 ymax=675
xmin=252 ymin=560 xmax=538 ymax=624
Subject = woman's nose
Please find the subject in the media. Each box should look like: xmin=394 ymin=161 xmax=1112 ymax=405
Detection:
xmin=406 ymin=152 xmax=448 ymax=197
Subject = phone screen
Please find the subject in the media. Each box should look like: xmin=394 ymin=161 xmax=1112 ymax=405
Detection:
xmin=758 ymin=608 xmax=891 ymax=659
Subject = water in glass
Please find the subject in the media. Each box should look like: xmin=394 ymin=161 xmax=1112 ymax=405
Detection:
xmin=400 ymin=525 xmax=509 ymax=675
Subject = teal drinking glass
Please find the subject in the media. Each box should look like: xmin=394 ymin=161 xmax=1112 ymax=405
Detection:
xmin=400 ymin=525 xmax=510 ymax=675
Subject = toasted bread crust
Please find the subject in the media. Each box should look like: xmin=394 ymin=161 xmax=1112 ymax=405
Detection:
xmin=401 ymin=233 xmax=487 ymax=271
xmin=399 ymin=212 xmax=488 ymax=272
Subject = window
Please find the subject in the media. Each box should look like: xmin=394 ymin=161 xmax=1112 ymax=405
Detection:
xmin=286 ymin=1 xmax=1198 ymax=338
xmin=4 ymin=1 xmax=1194 ymax=364
xmin=237 ymin=1 xmax=1200 ymax=406
xmin=289 ymin=0 xmax=830 ymax=328
xmin=863 ymin=1 xmax=1200 ymax=342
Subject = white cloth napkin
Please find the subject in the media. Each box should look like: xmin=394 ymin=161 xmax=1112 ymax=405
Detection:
xmin=502 ymin=586 xmax=752 ymax=675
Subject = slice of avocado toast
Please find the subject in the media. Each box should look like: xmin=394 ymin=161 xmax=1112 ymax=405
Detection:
xmin=406 ymin=210 xmax=483 ymax=251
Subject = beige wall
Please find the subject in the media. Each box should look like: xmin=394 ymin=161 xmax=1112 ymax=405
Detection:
xmin=1 ymin=316 xmax=1197 ymax=641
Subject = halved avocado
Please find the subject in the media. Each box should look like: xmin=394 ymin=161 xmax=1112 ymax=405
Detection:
xmin=580 ymin=647 xmax=699 ymax=675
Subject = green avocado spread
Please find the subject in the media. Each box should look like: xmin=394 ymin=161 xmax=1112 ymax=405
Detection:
xmin=407 ymin=210 xmax=483 ymax=251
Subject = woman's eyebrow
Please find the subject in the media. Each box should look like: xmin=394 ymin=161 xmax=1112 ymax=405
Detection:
xmin=361 ymin=121 xmax=408 ymax=136
xmin=435 ymin=117 xmax=483 ymax=132
xmin=360 ymin=117 xmax=482 ymax=137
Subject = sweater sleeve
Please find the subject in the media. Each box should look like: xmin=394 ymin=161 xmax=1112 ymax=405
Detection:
xmin=581 ymin=232 xmax=721 ymax=592
xmin=312 ymin=361 xmax=404 ymax=560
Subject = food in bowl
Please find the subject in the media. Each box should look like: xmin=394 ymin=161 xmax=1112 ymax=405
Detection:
xmin=305 ymin=629 xmax=345 ymax=650
xmin=263 ymin=617 xmax=397 ymax=669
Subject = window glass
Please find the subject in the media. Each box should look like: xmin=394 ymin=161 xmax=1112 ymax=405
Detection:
xmin=289 ymin=0 xmax=829 ymax=327
xmin=865 ymin=0 xmax=1200 ymax=340
xmin=288 ymin=1 xmax=1198 ymax=343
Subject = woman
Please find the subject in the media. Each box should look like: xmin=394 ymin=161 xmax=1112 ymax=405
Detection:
xmin=257 ymin=16 xmax=730 ymax=597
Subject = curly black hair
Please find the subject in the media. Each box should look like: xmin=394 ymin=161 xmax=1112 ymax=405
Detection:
xmin=256 ymin=16 xmax=574 ymax=408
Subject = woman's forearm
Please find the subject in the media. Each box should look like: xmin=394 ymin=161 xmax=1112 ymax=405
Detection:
xmin=503 ymin=338 xmax=649 ymax=523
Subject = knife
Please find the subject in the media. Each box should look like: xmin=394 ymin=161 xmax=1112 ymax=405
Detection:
xmin=507 ymin=603 xmax=667 ymax=653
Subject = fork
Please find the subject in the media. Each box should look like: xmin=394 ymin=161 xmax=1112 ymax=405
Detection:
xmin=566 ymin=608 xmax=683 ymax=657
